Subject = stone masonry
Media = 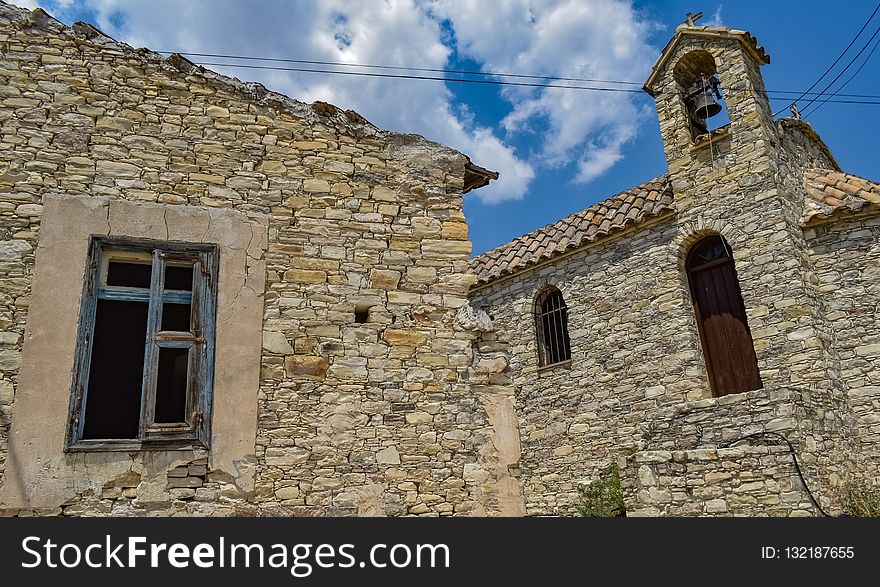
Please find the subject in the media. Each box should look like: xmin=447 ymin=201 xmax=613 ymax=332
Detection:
xmin=0 ymin=3 xmax=512 ymax=517
xmin=2 ymin=4 xmax=879 ymax=518
xmin=622 ymin=445 xmax=818 ymax=517
xmin=469 ymin=24 xmax=879 ymax=516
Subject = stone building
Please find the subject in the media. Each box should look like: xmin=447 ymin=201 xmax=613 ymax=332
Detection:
xmin=0 ymin=2 xmax=516 ymax=517
xmin=469 ymin=20 xmax=880 ymax=515
xmin=0 ymin=2 xmax=877 ymax=517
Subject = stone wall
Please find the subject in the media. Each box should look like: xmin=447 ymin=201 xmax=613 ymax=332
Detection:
xmin=0 ymin=3 xmax=514 ymax=516
xmin=806 ymin=214 xmax=880 ymax=474
xmin=640 ymin=383 xmax=847 ymax=514
xmin=469 ymin=27 xmax=861 ymax=516
xmin=622 ymin=446 xmax=819 ymax=517
xmin=2 ymin=193 xmax=268 ymax=515
xmin=644 ymin=387 xmax=803 ymax=451
xmin=1 ymin=4 xmax=873 ymax=518
xmin=471 ymin=217 xmax=707 ymax=515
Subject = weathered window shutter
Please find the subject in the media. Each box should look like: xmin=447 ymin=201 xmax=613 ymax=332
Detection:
xmin=66 ymin=237 xmax=219 ymax=452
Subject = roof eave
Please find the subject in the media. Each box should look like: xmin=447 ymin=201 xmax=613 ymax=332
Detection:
xmin=463 ymin=160 xmax=500 ymax=194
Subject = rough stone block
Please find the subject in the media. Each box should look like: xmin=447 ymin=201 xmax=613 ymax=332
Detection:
xmin=284 ymin=355 xmax=329 ymax=379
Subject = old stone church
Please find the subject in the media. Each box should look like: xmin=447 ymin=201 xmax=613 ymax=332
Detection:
xmin=0 ymin=2 xmax=877 ymax=516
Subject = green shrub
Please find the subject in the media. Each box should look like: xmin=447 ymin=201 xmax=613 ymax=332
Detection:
xmin=845 ymin=479 xmax=880 ymax=517
xmin=575 ymin=462 xmax=625 ymax=517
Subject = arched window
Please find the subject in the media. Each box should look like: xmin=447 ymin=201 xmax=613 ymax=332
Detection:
xmin=686 ymin=235 xmax=762 ymax=397
xmin=535 ymin=287 xmax=571 ymax=367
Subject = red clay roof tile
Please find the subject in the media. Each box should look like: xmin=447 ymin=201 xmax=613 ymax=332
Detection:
xmin=802 ymin=168 xmax=880 ymax=224
xmin=469 ymin=168 xmax=880 ymax=286
xmin=468 ymin=176 xmax=673 ymax=284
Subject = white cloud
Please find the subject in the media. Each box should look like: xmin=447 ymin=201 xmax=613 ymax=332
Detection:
xmin=9 ymin=0 xmax=657 ymax=203
xmin=432 ymin=0 xmax=656 ymax=185
xmin=704 ymin=5 xmax=724 ymax=27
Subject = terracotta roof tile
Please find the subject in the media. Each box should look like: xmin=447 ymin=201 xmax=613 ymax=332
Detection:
xmin=469 ymin=168 xmax=880 ymax=286
xmin=469 ymin=176 xmax=673 ymax=284
xmin=802 ymin=168 xmax=880 ymax=224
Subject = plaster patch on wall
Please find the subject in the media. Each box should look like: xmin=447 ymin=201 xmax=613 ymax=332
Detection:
xmin=0 ymin=194 xmax=268 ymax=512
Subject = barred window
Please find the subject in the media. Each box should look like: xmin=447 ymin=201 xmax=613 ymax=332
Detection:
xmin=535 ymin=287 xmax=571 ymax=367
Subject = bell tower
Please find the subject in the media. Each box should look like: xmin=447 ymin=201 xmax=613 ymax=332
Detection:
xmin=643 ymin=13 xmax=775 ymax=201
xmin=643 ymin=12 xmax=845 ymax=447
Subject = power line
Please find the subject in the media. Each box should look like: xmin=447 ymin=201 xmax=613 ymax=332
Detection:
xmin=186 ymin=59 xmax=880 ymax=104
xmin=773 ymin=1 xmax=880 ymax=116
xmin=799 ymin=23 xmax=880 ymax=115
xmin=164 ymin=49 xmax=880 ymax=100
xmin=191 ymin=60 xmax=647 ymax=93
xmin=177 ymin=52 xmax=880 ymax=102
xmin=159 ymin=50 xmax=645 ymax=86
xmin=769 ymin=90 xmax=880 ymax=99
xmin=773 ymin=97 xmax=880 ymax=105
xmin=804 ymin=27 xmax=880 ymax=119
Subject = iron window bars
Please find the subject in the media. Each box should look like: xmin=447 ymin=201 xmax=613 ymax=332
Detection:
xmin=536 ymin=288 xmax=572 ymax=367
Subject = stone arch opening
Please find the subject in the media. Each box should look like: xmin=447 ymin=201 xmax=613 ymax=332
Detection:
xmin=673 ymin=50 xmax=729 ymax=137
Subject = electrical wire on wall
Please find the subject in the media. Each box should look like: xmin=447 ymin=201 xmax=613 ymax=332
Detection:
xmin=719 ymin=431 xmax=832 ymax=517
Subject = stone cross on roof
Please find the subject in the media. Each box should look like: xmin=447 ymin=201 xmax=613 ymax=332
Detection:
xmin=685 ymin=11 xmax=703 ymax=26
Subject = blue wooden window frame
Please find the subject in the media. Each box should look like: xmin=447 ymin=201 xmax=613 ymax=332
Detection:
xmin=65 ymin=236 xmax=218 ymax=452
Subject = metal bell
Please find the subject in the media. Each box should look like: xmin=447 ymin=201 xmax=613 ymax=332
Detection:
xmin=690 ymin=88 xmax=722 ymax=120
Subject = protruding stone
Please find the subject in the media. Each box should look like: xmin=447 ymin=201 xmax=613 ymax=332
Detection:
xmin=376 ymin=446 xmax=401 ymax=465
xmin=370 ymin=269 xmax=401 ymax=290
xmin=262 ymin=331 xmax=294 ymax=355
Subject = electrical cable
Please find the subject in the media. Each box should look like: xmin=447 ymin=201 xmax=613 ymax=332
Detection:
xmin=719 ymin=431 xmax=832 ymax=517
xmin=159 ymin=50 xmax=880 ymax=102
xmin=804 ymin=32 xmax=880 ymax=119
xmin=798 ymin=22 xmax=880 ymax=115
xmin=772 ymin=1 xmax=880 ymax=116
xmin=188 ymin=60 xmax=645 ymax=93
xmin=157 ymin=50 xmax=645 ymax=86
xmin=768 ymin=90 xmax=880 ymax=99
xmin=182 ymin=59 xmax=880 ymax=104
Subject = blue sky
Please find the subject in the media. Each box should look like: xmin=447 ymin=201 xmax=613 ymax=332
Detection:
xmin=12 ymin=1 xmax=880 ymax=255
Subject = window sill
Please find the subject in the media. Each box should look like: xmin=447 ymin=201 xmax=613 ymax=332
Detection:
xmin=691 ymin=125 xmax=731 ymax=150
xmin=65 ymin=438 xmax=207 ymax=453
xmin=535 ymin=359 xmax=573 ymax=373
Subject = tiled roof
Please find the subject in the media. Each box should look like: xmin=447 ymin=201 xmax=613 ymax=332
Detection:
xmin=469 ymin=177 xmax=673 ymax=284
xmin=802 ymin=168 xmax=880 ymax=224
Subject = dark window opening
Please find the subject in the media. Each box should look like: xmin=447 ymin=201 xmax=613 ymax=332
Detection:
xmin=81 ymin=300 xmax=148 ymax=440
xmin=686 ymin=235 xmax=763 ymax=397
xmin=162 ymin=303 xmax=192 ymax=332
xmin=69 ymin=239 xmax=217 ymax=451
xmin=535 ymin=287 xmax=571 ymax=367
xmin=155 ymin=347 xmax=190 ymax=424
xmin=165 ymin=263 xmax=194 ymax=291
xmin=355 ymin=306 xmax=370 ymax=323
xmin=106 ymin=261 xmax=152 ymax=288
